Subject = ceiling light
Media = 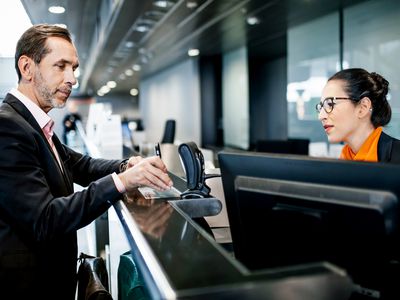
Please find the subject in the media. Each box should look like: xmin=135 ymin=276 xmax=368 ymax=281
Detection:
xmin=135 ymin=19 xmax=156 ymax=33
xmin=130 ymin=88 xmax=139 ymax=96
xmin=147 ymin=51 xmax=154 ymax=59
xmin=125 ymin=41 xmax=135 ymax=48
xmin=188 ymin=48 xmax=200 ymax=57
xmin=246 ymin=16 xmax=260 ymax=25
xmin=125 ymin=69 xmax=134 ymax=76
xmin=74 ymin=69 xmax=80 ymax=78
xmin=54 ymin=23 xmax=67 ymax=29
xmin=153 ymin=1 xmax=175 ymax=9
xmin=140 ymin=56 xmax=149 ymax=64
xmin=186 ymin=1 xmax=198 ymax=9
xmin=107 ymin=81 xmax=117 ymax=88
xmin=135 ymin=24 xmax=151 ymax=33
xmin=48 ymin=6 xmax=65 ymax=14
xmin=145 ymin=10 xmax=166 ymax=19
xmin=108 ymin=60 xmax=119 ymax=67
xmin=119 ymin=74 xmax=126 ymax=80
xmin=132 ymin=64 xmax=141 ymax=71
xmin=99 ymin=86 xmax=110 ymax=94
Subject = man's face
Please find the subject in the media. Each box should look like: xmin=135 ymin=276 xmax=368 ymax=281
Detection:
xmin=32 ymin=37 xmax=79 ymax=112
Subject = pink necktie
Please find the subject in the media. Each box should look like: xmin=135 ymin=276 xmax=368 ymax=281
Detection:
xmin=43 ymin=120 xmax=63 ymax=170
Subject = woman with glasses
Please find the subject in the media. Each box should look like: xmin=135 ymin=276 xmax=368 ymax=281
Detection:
xmin=317 ymin=68 xmax=400 ymax=162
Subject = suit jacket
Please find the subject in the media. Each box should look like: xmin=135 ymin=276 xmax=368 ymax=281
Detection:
xmin=0 ymin=94 xmax=123 ymax=299
xmin=378 ymin=131 xmax=400 ymax=163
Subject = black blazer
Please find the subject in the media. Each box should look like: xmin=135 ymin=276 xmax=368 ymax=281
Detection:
xmin=0 ymin=94 xmax=123 ymax=299
xmin=378 ymin=131 xmax=400 ymax=163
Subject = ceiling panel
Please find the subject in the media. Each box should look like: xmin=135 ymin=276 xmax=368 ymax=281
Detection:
xmin=20 ymin=0 xmax=368 ymax=98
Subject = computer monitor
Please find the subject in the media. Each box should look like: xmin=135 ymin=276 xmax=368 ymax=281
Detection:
xmin=218 ymin=151 xmax=400 ymax=297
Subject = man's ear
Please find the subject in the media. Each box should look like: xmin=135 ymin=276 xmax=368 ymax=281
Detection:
xmin=358 ymin=97 xmax=372 ymax=119
xmin=18 ymin=55 xmax=34 ymax=81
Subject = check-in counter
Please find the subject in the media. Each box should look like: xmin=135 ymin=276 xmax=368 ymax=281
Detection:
xmin=108 ymin=174 xmax=354 ymax=300
xmin=71 ymin=127 xmax=353 ymax=299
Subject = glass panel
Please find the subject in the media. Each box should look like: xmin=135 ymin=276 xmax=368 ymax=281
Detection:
xmin=344 ymin=0 xmax=400 ymax=138
xmin=287 ymin=13 xmax=340 ymax=143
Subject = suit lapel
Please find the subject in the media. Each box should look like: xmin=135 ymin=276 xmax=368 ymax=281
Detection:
xmin=3 ymin=94 xmax=43 ymax=134
xmin=3 ymin=94 xmax=74 ymax=192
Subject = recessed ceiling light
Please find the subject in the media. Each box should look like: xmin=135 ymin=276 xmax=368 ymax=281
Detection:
xmin=125 ymin=69 xmax=134 ymax=76
xmin=246 ymin=16 xmax=260 ymax=25
xmin=140 ymin=56 xmax=149 ymax=64
xmin=188 ymin=48 xmax=200 ymax=57
xmin=153 ymin=1 xmax=175 ymax=9
xmin=125 ymin=41 xmax=135 ymax=48
xmin=130 ymin=88 xmax=139 ymax=96
xmin=99 ymin=86 xmax=110 ymax=94
xmin=107 ymin=81 xmax=117 ymax=88
xmin=186 ymin=1 xmax=198 ymax=9
xmin=132 ymin=64 xmax=141 ymax=71
xmin=48 ymin=6 xmax=65 ymax=14
xmin=135 ymin=24 xmax=150 ymax=32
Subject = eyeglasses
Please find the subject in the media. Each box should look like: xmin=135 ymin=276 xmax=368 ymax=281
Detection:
xmin=316 ymin=97 xmax=355 ymax=114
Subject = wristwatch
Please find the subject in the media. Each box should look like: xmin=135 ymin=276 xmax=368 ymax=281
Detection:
xmin=119 ymin=159 xmax=129 ymax=173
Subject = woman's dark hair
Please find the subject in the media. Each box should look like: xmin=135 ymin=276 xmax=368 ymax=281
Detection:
xmin=15 ymin=24 xmax=72 ymax=82
xmin=328 ymin=68 xmax=391 ymax=127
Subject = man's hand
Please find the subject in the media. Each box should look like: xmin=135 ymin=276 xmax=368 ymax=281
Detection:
xmin=118 ymin=156 xmax=172 ymax=192
xmin=126 ymin=155 xmax=143 ymax=169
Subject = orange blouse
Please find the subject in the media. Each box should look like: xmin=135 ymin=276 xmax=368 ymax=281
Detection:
xmin=340 ymin=127 xmax=383 ymax=162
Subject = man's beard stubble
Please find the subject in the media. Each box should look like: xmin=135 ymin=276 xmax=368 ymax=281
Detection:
xmin=34 ymin=70 xmax=66 ymax=109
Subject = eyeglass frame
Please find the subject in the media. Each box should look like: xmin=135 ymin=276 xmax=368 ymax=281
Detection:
xmin=316 ymin=97 xmax=357 ymax=114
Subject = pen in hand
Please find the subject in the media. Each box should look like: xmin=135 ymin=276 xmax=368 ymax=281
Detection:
xmin=155 ymin=142 xmax=162 ymax=159
xmin=154 ymin=142 xmax=173 ymax=189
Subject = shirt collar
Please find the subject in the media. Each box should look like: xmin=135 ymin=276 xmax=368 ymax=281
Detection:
xmin=9 ymin=88 xmax=51 ymax=129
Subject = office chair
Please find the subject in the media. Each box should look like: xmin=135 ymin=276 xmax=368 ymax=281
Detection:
xmin=161 ymin=119 xmax=176 ymax=144
xmin=255 ymin=140 xmax=293 ymax=154
xmin=288 ymin=138 xmax=310 ymax=155
xmin=256 ymin=138 xmax=310 ymax=155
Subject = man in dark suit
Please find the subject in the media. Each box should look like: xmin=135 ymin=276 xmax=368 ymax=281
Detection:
xmin=0 ymin=24 xmax=172 ymax=299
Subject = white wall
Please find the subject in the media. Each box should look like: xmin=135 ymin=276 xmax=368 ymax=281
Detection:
xmin=97 ymin=94 xmax=140 ymax=120
xmin=140 ymin=59 xmax=201 ymax=145
xmin=0 ymin=58 xmax=18 ymax=99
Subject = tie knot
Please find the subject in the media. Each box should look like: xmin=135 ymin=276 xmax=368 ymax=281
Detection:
xmin=43 ymin=119 xmax=54 ymax=138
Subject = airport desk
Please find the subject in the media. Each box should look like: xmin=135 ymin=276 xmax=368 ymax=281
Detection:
xmin=108 ymin=173 xmax=354 ymax=300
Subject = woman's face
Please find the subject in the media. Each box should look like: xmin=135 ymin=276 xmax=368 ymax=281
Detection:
xmin=318 ymin=80 xmax=360 ymax=144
